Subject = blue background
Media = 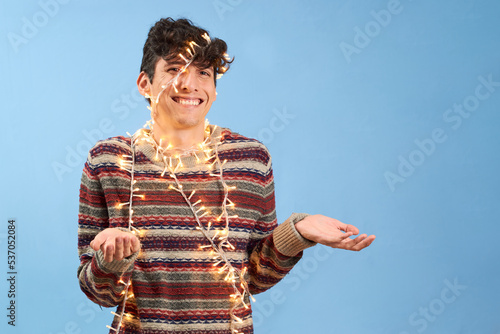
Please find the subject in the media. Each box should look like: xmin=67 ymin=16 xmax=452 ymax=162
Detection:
xmin=1 ymin=0 xmax=499 ymax=333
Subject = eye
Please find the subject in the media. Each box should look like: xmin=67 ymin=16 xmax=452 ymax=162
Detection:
xmin=168 ymin=67 xmax=181 ymax=73
xmin=200 ymin=70 xmax=210 ymax=77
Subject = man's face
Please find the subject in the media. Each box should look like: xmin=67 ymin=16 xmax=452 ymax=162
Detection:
xmin=148 ymin=57 xmax=216 ymax=131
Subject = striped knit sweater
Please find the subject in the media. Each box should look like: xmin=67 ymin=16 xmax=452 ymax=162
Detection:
xmin=77 ymin=125 xmax=314 ymax=333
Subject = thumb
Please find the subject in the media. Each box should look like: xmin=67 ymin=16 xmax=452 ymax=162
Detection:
xmin=343 ymin=223 xmax=359 ymax=235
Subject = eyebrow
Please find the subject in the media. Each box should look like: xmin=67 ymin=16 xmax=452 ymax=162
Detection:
xmin=163 ymin=60 xmax=185 ymax=69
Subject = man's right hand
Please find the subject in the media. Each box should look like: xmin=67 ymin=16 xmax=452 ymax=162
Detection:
xmin=90 ymin=228 xmax=141 ymax=263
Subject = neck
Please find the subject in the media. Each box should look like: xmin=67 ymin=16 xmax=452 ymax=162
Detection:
xmin=151 ymin=121 xmax=206 ymax=151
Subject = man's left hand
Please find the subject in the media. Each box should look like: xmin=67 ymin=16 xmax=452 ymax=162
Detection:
xmin=295 ymin=214 xmax=376 ymax=251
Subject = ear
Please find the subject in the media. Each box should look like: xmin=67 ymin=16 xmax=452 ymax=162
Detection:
xmin=137 ymin=71 xmax=151 ymax=97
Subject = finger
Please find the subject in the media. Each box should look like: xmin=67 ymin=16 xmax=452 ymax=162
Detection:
xmin=122 ymin=234 xmax=140 ymax=256
xmin=123 ymin=237 xmax=135 ymax=258
xmin=122 ymin=241 xmax=131 ymax=258
xmin=340 ymin=233 xmax=365 ymax=243
xmin=114 ymin=236 xmax=125 ymax=261
xmin=337 ymin=233 xmax=366 ymax=249
xmin=351 ymin=235 xmax=376 ymax=251
xmin=351 ymin=234 xmax=368 ymax=243
xmin=102 ymin=238 xmax=115 ymax=262
xmin=339 ymin=231 xmax=354 ymax=240
xmin=91 ymin=234 xmax=105 ymax=251
xmin=130 ymin=235 xmax=141 ymax=253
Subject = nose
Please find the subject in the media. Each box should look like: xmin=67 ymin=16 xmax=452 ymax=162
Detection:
xmin=177 ymin=67 xmax=197 ymax=92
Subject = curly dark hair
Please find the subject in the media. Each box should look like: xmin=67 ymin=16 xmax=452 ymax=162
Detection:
xmin=140 ymin=17 xmax=233 ymax=86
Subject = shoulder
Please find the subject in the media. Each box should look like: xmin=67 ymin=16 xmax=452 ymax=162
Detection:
xmin=87 ymin=135 xmax=132 ymax=165
xmin=89 ymin=136 xmax=131 ymax=156
xmin=220 ymin=127 xmax=272 ymax=168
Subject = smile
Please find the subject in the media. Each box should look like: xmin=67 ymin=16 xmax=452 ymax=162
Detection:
xmin=172 ymin=97 xmax=203 ymax=106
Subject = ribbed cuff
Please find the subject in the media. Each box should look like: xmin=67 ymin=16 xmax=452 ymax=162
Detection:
xmin=273 ymin=213 xmax=316 ymax=257
xmin=95 ymin=249 xmax=138 ymax=274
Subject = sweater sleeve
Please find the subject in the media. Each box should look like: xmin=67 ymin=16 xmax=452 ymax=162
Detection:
xmin=246 ymin=154 xmax=315 ymax=295
xmin=77 ymin=147 xmax=137 ymax=307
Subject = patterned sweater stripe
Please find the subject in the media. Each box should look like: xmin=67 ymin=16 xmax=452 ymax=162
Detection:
xmin=78 ymin=127 xmax=313 ymax=333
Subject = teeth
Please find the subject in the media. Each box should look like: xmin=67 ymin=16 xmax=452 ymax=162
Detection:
xmin=176 ymin=98 xmax=201 ymax=106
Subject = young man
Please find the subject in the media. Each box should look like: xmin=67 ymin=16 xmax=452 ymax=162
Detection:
xmin=77 ymin=18 xmax=375 ymax=334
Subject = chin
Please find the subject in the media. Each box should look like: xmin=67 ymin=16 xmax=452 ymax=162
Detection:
xmin=175 ymin=118 xmax=204 ymax=129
